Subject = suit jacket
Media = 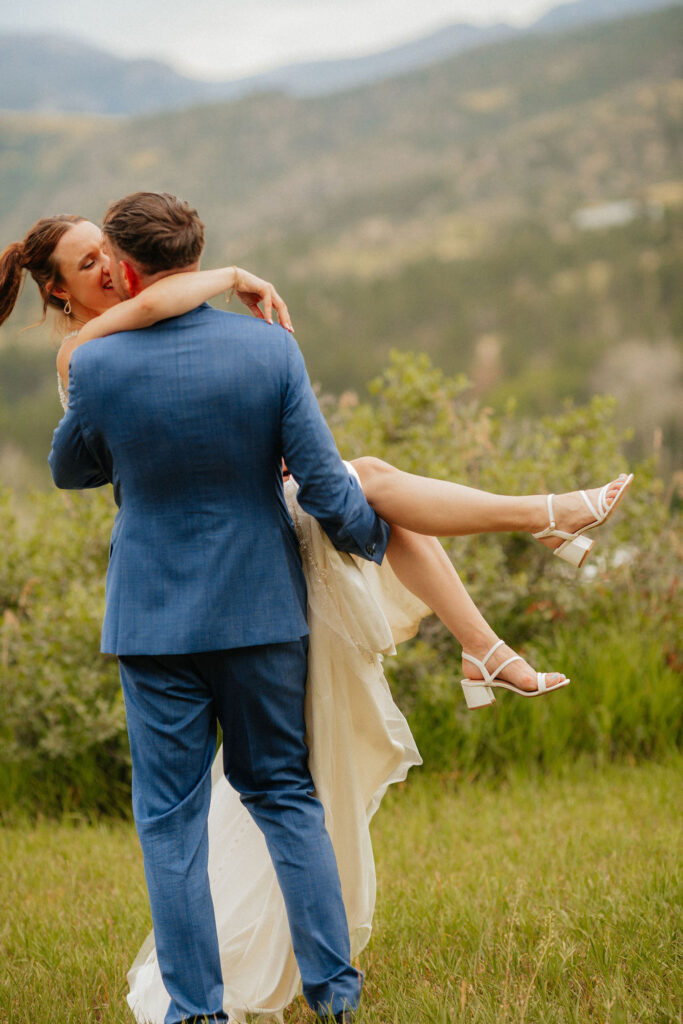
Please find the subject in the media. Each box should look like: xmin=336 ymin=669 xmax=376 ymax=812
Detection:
xmin=49 ymin=304 xmax=389 ymax=655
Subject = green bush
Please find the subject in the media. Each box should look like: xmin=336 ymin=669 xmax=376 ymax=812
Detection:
xmin=330 ymin=351 xmax=682 ymax=775
xmin=0 ymin=488 xmax=129 ymax=816
xmin=0 ymin=352 xmax=680 ymax=815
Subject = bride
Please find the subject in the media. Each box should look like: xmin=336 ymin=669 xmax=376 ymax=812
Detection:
xmin=0 ymin=215 xmax=631 ymax=1021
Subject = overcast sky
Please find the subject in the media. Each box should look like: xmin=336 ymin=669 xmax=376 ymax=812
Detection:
xmin=1 ymin=0 xmax=561 ymax=80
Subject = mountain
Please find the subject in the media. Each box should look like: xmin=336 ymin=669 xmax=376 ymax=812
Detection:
xmin=2 ymin=6 xmax=678 ymax=243
xmin=0 ymin=0 xmax=680 ymax=115
xmin=216 ymin=22 xmax=515 ymax=100
xmin=0 ymin=34 xmax=216 ymax=116
xmin=0 ymin=26 xmax=514 ymax=116
xmin=0 ymin=6 xmax=681 ymax=489
xmin=532 ymin=0 xmax=680 ymax=30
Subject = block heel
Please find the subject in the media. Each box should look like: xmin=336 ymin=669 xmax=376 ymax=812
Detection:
xmin=461 ymin=680 xmax=496 ymax=709
xmin=555 ymin=533 xmax=594 ymax=567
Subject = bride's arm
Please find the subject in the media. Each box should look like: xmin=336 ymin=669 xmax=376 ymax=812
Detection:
xmin=57 ymin=266 xmax=292 ymax=386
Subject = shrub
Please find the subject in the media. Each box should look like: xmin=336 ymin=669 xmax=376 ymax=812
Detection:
xmin=0 ymin=488 xmax=129 ymax=816
xmin=0 ymin=352 xmax=679 ymax=814
xmin=329 ymin=351 xmax=682 ymax=775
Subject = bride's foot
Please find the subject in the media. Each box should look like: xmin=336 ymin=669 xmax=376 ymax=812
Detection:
xmin=532 ymin=474 xmax=632 ymax=562
xmin=461 ymin=640 xmax=566 ymax=694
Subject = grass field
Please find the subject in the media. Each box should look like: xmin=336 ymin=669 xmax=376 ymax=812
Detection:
xmin=1 ymin=759 xmax=680 ymax=1024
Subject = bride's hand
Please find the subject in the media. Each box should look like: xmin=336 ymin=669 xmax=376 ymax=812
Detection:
xmin=232 ymin=268 xmax=293 ymax=332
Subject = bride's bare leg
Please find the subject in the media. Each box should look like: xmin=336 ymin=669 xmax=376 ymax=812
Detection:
xmin=352 ymin=457 xmax=627 ymax=550
xmin=385 ymin=525 xmax=566 ymax=691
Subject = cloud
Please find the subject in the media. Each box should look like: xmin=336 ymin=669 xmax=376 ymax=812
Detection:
xmin=0 ymin=0 xmax=553 ymax=79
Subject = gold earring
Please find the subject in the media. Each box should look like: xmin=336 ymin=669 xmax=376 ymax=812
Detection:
xmin=63 ymin=298 xmax=72 ymax=316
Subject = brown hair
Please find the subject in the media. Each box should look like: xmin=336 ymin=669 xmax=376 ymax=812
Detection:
xmin=0 ymin=215 xmax=84 ymax=327
xmin=102 ymin=191 xmax=205 ymax=274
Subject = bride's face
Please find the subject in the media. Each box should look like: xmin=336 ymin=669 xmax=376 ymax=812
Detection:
xmin=52 ymin=220 xmax=119 ymax=321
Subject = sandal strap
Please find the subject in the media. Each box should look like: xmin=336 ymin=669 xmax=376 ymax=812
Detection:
xmin=537 ymin=482 xmax=615 ymax=541
xmin=462 ymin=641 xmax=522 ymax=685
xmin=462 ymin=639 xmax=505 ymax=674
xmin=537 ymin=673 xmax=547 ymax=693
xmin=532 ymin=495 xmax=557 ymax=539
xmin=546 ymin=493 xmax=556 ymax=529
xmin=598 ymin=483 xmax=612 ymax=517
xmin=579 ymin=488 xmax=600 ymax=522
xmin=482 ymin=638 xmax=505 ymax=665
xmin=489 ymin=654 xmax=522 ymax=683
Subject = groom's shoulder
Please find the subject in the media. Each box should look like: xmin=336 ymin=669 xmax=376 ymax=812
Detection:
xmin=211 ymin=307 xmax=291 ymax=344
xmin=173 ymin=304 xmax=290 ymax=347
xmin=69 ymin=305 xmax=299 ymax=375
xmin=210 ymin=308 xmax=301 ymax=363
xmin=69 ymin=333 xmax=114 ymax=372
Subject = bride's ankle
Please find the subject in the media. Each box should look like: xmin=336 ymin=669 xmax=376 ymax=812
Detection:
xmin=460 ymin=629 xmax=500 ymax=658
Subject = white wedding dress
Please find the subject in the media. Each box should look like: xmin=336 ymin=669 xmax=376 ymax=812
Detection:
xmin=58 ymin=373 xmax=426 ymax=1022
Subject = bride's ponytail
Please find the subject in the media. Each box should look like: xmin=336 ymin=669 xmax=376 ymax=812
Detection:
xmin=0 ymin=241 xmax=26 ymax=327
xmin=0 ymin=214 xmax=85 ymax=329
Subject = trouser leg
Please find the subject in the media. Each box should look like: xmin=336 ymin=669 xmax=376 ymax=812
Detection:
xmin=197 ymin=640 xmax=361 ymax=1018
xmin=118 ymin=654 xmax=228 ymax=1024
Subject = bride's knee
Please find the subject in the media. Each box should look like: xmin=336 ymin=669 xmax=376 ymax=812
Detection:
xmin=350 ymin=456 xmax=397 ymax=502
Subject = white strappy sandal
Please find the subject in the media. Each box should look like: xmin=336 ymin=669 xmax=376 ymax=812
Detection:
xmin=532 ymin=474 xmax=633 ymax=568
xmin=460 ymin=639 xmax=570 ymax=710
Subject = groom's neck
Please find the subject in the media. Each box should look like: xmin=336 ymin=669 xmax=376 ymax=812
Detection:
xmin=135 ymin=260 xmax=201 ymax=294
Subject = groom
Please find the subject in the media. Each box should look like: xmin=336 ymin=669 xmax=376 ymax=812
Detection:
xmin=49 ymin=191 xmax=389 ymax=1024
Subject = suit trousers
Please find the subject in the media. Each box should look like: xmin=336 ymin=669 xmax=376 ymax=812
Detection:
xmin=119 ymin=641 xmax=361 ymax=1024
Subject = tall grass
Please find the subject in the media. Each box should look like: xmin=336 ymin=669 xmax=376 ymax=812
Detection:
xmin=358 ymin=759 xmax=682 ymax=1024
xmin=1 ymin=760 xmax=680 ymax=1023
xmin=390 ymin=606 xmax=682 ymax=781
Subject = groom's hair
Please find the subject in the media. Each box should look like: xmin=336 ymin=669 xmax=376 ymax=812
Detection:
xmin=102 ymin=192 xmax=205 ymax=274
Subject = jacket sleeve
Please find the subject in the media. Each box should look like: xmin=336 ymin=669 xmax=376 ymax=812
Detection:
xmin=280 ymin=332 xmax=389 ymax=563
xmin=48 ymin=365 xmax=111 ymax=491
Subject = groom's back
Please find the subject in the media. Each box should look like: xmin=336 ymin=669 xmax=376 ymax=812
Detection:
xmin=93 ymin=306 xmax=286 ymax=506
xmin=70 ymin=305 xmax=309 ymax=655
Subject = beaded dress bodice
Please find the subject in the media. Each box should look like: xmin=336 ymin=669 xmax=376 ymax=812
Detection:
xmin=57 ymin=331 xmax=79 ymax=411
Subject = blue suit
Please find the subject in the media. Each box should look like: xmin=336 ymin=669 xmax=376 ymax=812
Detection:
xmin=49 ymin=305 xmax=389 ymax=1023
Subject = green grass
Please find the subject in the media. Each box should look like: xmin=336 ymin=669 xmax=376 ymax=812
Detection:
xmin=1 ymin=759 xmax=681 ymax=1024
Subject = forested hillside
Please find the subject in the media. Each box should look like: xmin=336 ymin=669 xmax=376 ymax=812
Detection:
xmin=0 ymin=6 xmax=681 ymax=488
